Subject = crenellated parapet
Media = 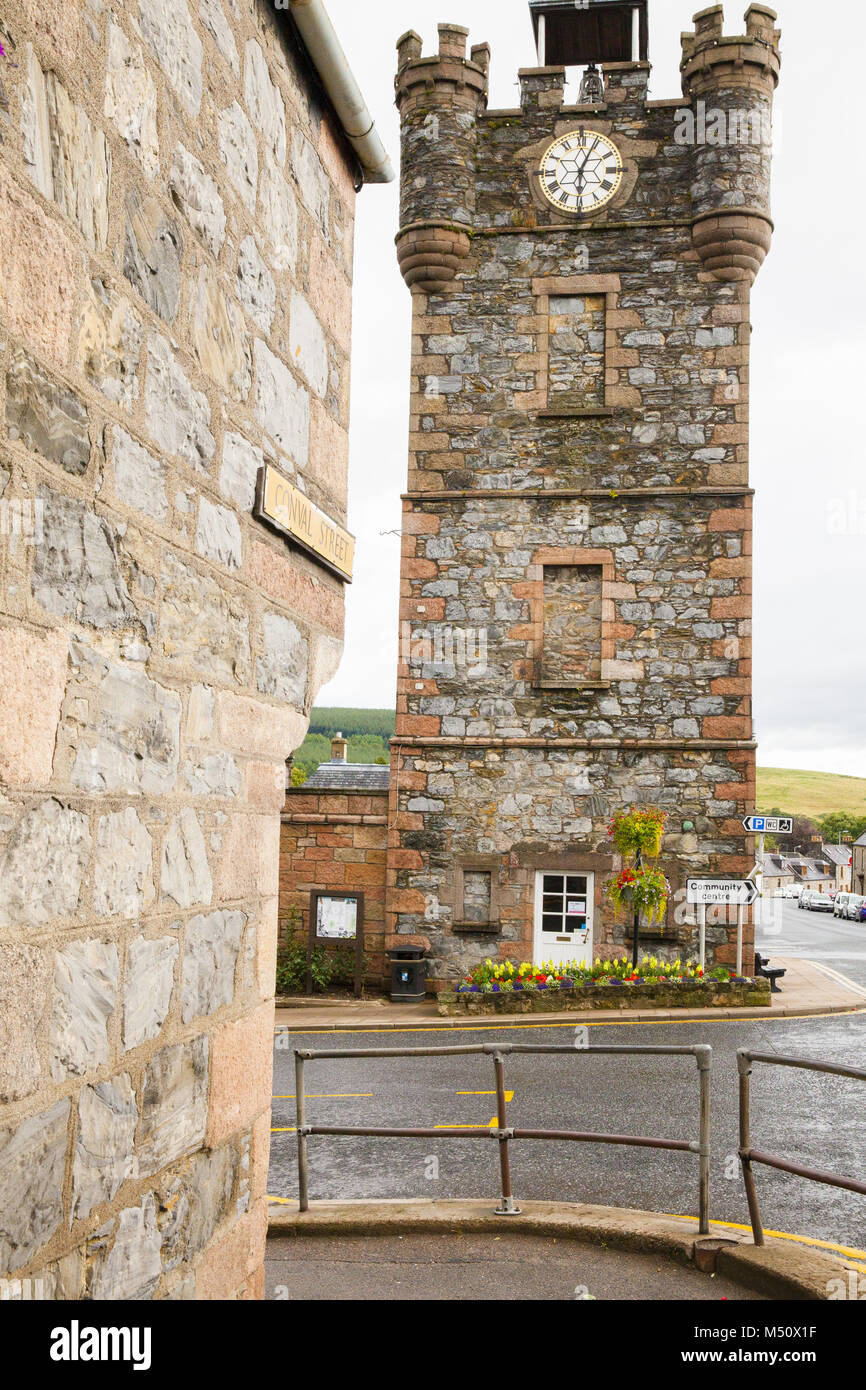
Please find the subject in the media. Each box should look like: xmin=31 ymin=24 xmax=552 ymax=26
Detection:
xmin=394 ymin=24 xmax=489 ymax=292
xmin=681 ymin=5 xmax=782 ymax=282
xmin=680 ymin=3 xmax=781 ymax=93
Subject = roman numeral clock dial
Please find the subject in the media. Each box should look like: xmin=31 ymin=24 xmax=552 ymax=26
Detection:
xmin=538 ymin=130 xmax=624 ymax=215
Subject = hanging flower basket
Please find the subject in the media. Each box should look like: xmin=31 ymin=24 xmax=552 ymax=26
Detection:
xmin=608 ymin=807 xmax=666 ymax=858
xmin=605 ymin=864 xmax=671 ymax=925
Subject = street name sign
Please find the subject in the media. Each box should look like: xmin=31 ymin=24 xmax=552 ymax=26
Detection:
xmin=742 ymin=815 xmax=793 ymax=834
xmin=254 ymin=463 xmax=355 ymax=582
xmin=686 ymin=879 xmax=759 ymax=906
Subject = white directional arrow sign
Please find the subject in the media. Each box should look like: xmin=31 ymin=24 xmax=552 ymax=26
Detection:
xmin=687 ymin=878 xmax=760 ymax=906
xmin=743 ymin=815 xmax=793 ymax=834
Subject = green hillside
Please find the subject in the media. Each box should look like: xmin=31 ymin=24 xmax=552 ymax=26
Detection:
xmin=756 ymin=767 xmax=866 ymax=820
xmin=292 ymin=720 xmax=866 ymax=823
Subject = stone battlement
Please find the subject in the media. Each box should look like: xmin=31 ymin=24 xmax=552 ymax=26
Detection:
xmin=681 ymin=5 xmax=782 ymax=96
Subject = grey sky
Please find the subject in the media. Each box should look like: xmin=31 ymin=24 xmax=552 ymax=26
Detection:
xmin=318 ymin=0 xmax=866 ymax=779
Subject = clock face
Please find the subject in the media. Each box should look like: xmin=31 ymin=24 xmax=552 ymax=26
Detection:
xmin=538 ymin=130 xmax=624 ymax=215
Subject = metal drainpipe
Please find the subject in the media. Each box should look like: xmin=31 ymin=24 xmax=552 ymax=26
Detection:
xmin=288 ymin=0 xmax=395 ymax=186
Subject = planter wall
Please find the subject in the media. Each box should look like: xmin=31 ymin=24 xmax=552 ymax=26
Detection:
xmin=438 ymin=978 xmax=771 ymax=1016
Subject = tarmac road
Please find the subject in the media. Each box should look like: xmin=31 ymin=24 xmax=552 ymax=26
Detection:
xmin=269 ymin=1011 xmax=866 ymax=1253
xmin=757 ymin=894 xmax=866 ymax=990
xmin=268 ymin=896 xmax=866 ymax=1251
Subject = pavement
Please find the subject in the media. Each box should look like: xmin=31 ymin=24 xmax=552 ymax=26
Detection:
xmin=266 ymin=1227 xmax=766 ymax=1301
xmin=265 ymin=1199 xmax=865 ymax=1302
xmin=274 ymin=955 xmax=866 ymax=1032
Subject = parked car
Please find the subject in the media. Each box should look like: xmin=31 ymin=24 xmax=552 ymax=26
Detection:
xmin=785 ymin=884 xmax=804 ymax=899
xmin=808 ymin=894 xmax=834 ymax=913
xmin=834 ymin=891 xmax=852 ymax=918
xmin=844 ymin=894 xmax=866 ymax=922
xmin=856 ymin=901 xmax=866 ymax=924
xmin=798 ymin=889 xmax=813 ymax=909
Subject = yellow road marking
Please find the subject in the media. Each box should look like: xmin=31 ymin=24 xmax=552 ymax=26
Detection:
xmin=278 ymin=1006 xmax=865 ymax=1037
xmin=267 ymin=1195 xmax=298 ymax=1205
xmin=272 ymin=1093 xmax=373 ymax=1099
xmin=435 ymin=1116 xmax=498 ymax=1130
xmin=806 ymin=961 xmax=866 ymax=999
xmin=458 ymin=1090 xmax=514 ymax=1101
xmin=668 ymin=1213 xmax=866 ymax=1266
xmin=271 ymin=1127 xmax=297 ymax=1133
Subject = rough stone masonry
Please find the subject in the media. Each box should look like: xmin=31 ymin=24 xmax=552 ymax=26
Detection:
xmin=0 ymin=0 xmax=365 ymax=1298
xmin=388 ymin=6 xmax=781 ymax=987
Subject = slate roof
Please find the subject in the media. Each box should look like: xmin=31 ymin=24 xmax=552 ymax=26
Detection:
xmin=792 ymin=858 xmax=833 ymax=881
xmin=854 ymin=832 xmax=866 ymax=848
xmin=301 ymin=760 xmax=391 ymax=791
xmin=761 ymin=854 xmax=791 ymax=875
xmin=821 ymin=844 xmax=853 ymax=866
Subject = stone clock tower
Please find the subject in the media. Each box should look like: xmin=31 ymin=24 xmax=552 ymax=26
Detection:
xmin=387 ymin=2 xmax=782 ymax=985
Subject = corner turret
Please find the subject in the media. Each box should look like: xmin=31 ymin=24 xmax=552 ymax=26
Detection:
xmin=394 ymin=24 xmax=489 ymax=293
xmin=681 ymin=5 xmax=782 ymax=282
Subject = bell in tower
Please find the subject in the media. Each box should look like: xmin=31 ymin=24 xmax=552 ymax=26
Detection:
xmin=577 ymin=62 xmax=605 ymax=104
xmin=529 ymin=0 xmax=648 ymax=67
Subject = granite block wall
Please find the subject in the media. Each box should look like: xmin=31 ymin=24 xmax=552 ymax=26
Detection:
xmin=0 ymin=0 xmax=356 ymax=1298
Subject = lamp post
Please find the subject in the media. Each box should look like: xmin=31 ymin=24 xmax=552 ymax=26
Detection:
xmin=632 ymin=843 xmax=642 ymax=970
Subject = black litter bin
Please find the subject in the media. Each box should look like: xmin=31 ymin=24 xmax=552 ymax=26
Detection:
xmin=389 ymin=946 xmax=427 ymax=1002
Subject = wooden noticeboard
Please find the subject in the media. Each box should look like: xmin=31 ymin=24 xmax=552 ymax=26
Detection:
xmin=306 ymin=890 xmax=364 ymax=998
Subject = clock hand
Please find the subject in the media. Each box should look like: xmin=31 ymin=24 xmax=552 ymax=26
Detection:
xmin=576 ymin=137 xmax=600 ymax=173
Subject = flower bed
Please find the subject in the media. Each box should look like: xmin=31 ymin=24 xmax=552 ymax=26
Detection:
xmin=437 ymin=956 xmax=771 ymax=1015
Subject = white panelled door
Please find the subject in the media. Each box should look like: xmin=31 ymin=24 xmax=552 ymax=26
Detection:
xmin=533 ymin=871 xmax=594 ymax=968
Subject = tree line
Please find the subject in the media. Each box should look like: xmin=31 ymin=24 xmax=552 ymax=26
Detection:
xmin=765 ymin=810 xmax=866 ymax=854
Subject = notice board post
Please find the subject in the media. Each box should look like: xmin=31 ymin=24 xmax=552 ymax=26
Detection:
xmin=307 ymin=890 xmax=364 ymax=998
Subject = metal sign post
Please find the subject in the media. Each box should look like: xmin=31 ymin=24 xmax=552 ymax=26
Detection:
xmin=687 ymin=880 xmax=759 ymax=972
xmin=743 ymin=814 xmax=793 ymax=933
xmin=753 ymin=831 xmax=764 ymax=929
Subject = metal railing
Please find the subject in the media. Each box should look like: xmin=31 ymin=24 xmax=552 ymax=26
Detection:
xmin=294 ymin=1041 xmax=712 ymax=1233
xmin=737 ymin=1049 xmax=866 ymax=1245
